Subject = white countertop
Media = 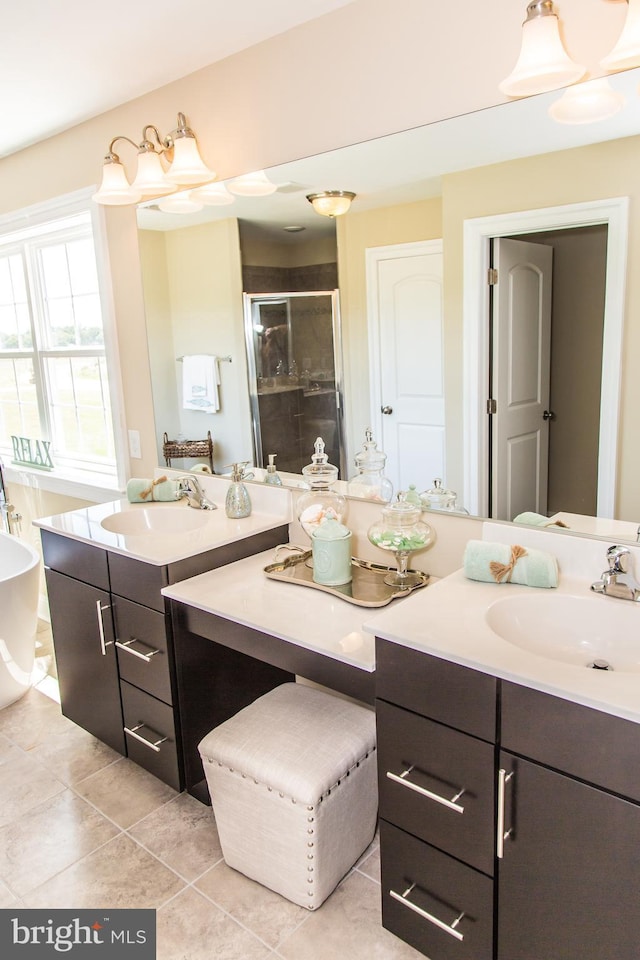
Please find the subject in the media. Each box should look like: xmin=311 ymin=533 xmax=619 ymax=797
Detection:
xmin=162 ymin=549 xmax=377 ymax=672
xmin=34 ymin=497 xmax=291 ymax=566
xmin=365 ymin=568 xmax=640 ymax=725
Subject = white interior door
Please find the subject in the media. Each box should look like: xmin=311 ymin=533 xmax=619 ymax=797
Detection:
xmin=491 ymin=237 xmax=553 ymax=520
xmin=366 ymin=240 xmax=444 ymax=495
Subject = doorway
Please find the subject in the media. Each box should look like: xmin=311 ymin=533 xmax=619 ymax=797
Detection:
xmin=463 ymin=198 xmax=629 ymax=519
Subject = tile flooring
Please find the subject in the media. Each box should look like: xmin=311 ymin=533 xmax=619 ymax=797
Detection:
xmin=0 ymin=624 xmax=424 ymax=960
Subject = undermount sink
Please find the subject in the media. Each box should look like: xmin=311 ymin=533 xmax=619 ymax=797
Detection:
xmin=485 ymin=592 xmax=640 ymax=673
xmin=101 ymin=504 xmax=210 ymax=536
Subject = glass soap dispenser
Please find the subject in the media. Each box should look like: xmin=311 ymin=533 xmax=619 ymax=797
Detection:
xmin=348 ymin=428 xmax=393 ymax=503
xmin=264 ymin=453 xmax=282 ymax=486
xmin=296 ymin=437 xmax=347 ymax=539
xmin=225 ymin=462 xmax=252 ymax=518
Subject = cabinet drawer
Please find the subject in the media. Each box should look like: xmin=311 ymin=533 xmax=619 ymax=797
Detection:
xmin=501 ymin=682 xmax=640 ymax=803
xmin=41 ymin=530 xmax=109 ymax=590
xmin=121 ymin=682 xmax=181 ymax=792
xmin=109 ymin=553 xmax=166 ymax=612
xmin=377 ymin=699 xmax=496 ymax=875
xmin=113 ymin=597 xmax=172 ymax=704
xmin=380 ymin=820 xmax=493 ymax=960
xmin=376 ymin=639 xmax=497 ymax=742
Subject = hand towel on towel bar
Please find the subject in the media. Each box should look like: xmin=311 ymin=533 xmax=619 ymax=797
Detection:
xmin=182 ymin=355 xmax=220 ymax=413
xmin=463 ymin=540 xmax=558 ymax=588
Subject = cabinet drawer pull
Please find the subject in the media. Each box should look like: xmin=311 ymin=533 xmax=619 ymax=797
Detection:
xmin=115 ymin=638 xmax=161 ymax=663
xmin=124 ymin=723 xmax=168 ymax=753
xmin=386 ymin=766 xmax=465 ymax=813
xmin=497 ymin=767 xmax=514 ymax=858
xmin=390 ymin=883 xmax=465 ymax=941
xmin=96 ymin=600 xmax=112 ymax=656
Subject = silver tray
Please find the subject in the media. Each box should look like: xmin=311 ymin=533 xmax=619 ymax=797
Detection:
xmin=263 ymin=548 xmax=430 ymax=607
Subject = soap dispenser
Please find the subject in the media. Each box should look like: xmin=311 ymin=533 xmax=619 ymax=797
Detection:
xmin=264 ymin=454 xmax=282 ymax=486
xmin=225 ymin=462 xmax=252 ymax=518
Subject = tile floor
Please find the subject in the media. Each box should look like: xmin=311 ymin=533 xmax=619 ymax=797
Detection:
xmin=0 ymin=623 xmax=425 ymax=960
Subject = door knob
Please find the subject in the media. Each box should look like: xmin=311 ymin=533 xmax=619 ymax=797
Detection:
xmin=381 ymin=405 xmax=393 ymax=415
xmin=543 ymin=410 xmax=556 ymax=421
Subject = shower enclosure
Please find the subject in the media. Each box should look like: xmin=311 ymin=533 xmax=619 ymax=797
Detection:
xmin=243 ymin=291 xmax=345 ymax=477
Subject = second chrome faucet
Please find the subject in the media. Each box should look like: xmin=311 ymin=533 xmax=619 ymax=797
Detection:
xmin=591 ymin=545 xmax=640 ymax=602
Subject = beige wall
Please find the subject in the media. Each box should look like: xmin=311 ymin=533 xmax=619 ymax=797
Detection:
xmin=442 ymin=134 xmax=640 ymax=521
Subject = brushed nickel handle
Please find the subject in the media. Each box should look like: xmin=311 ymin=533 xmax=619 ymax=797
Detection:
xmin=124 ymin=723 xmax=168 ymax=753
xmin=96 ymin=600 xmax=112 ymax=656
xmin=115 ymin=638 xmax=161 ymax=663
xmin=386 ymin=766 xmax=465 ymax=814
xmin=381 ymin=405 xmax=393 ymax=415
xmin=390 ymin=884 xmax=465 ymax=941
xmin=497 ymin=767 xmax=514 ymax=858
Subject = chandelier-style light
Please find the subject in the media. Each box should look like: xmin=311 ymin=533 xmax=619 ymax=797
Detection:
xmin=92 ymin=113 xmax=215 ymax=206
xmin=548 ymin=77 xmax=625 ymax=124
xmin=499 ymin=1 xmax=586 ymax=98
xmin=601 ymin=0 xmax=640 ymax=72
xmin=227 ymin=171 xmax=277 ymax=196
xmin=306 ymin=191 xmax=356 ymax=218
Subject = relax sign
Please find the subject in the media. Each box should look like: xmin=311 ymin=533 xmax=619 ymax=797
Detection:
xmin=11 ymin=435 xmax=53 ymax=470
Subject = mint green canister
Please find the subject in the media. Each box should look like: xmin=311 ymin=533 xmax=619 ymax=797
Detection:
xmin=311 ymin=518 xmax=353 ymax=586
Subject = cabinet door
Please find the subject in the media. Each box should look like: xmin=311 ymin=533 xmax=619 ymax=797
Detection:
xmin=45 ymin=569 xmax=126 ymax=755
xmin=498 ymin=751 xmax=640 ymax=960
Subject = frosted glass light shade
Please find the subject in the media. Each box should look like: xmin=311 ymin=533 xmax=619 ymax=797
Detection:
xmin=190 ymin=182 xmax=235 ymax=206
xmin=166 ymin=136 xmax=216 ymax=185
xmin=499 ymin=7 xmax=586 ymax=97
xmin=92 ymin=159 xmax=141 ymax=206
xmin=601 ymin=0 xmax=640 ymax=71
xmin=131 ymin=150 xmax=173 ymax=195
xmin=548 ymin=78 xmax=625 ymax=124
xmin=307 ymin=191 xmax=356 ymax=217
xmin=158 ymin=191 xmax=205 ymax=214
xmin=227 ymin=171 xmax=277 ymax=196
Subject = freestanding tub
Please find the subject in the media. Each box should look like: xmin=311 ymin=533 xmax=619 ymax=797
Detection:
xmin=0 ymin=531 xmax=40 ymax=708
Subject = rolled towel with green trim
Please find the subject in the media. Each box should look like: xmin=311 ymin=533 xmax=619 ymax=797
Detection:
xmin=513 ymin=511 xmax=569 ymax=528
xmin=126 ymin=476 xmax=181 ymax=503
xmin=463 ymin=540 xmax=558 ymax=589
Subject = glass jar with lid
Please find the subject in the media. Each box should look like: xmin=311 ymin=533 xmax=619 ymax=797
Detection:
xmin=420 ymin=477 xmax=458 ymax=512
xmin=367 ymin=500 xmax=434 ymax=587
xmin=347 ymin=428 xmax=393 ymax=503
xmin=296 ymin=437 xmax=347 ymax=539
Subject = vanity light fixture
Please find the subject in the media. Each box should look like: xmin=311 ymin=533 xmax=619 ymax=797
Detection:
xmin=601 ymin=0 xmax=640 ymax=72
xmin=157 ymin=191 xmax=205 ymax=214
xmin=227 ymin=170 xmax=277 ymax=196
xmin=548 ymin=77 xmax=625 ymax=124
xmin=92 ymin=112 xmax=215 ymax=206
xmin=306 ymin=190 xmax=356 ymax=218
xmin=190 ymin=182 xmax=235 ymax=206
xmin=499 ymin=1 xmax=586 ymax=98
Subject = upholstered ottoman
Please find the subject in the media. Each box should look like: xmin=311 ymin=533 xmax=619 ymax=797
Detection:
xmin=198 ymin=682 xmax=377 ymax=909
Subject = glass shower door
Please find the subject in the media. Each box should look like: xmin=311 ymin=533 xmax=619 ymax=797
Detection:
xmin=243 ymin=290 xmax=344 ymax=476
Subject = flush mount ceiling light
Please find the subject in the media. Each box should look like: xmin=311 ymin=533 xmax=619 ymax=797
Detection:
xmin=548 ymin=77 xmax=625 ymax=124
xmin=227 ymin=170 xmax=277 ymax=196
xmin=499 ymin=1 xmax=586 ymax=98
xmin=92 ymin=112 xmax=215 ymax=206
xmin=306 ymin=191 xmax=356 ymax=218
xmin=601 ymin=0 xmax=640 ymax=72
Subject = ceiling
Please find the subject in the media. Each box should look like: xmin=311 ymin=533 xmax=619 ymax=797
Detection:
xmin=2 ymin=0 xmax=356 ymax=159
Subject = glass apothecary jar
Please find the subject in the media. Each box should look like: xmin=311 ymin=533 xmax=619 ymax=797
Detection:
xmin=367 ymin=501 xmax=433 ymax=587
xmin=347 ymin=429 xmax=393 ymax=503
xmin=420 ymin=477 xmax=458 ymax=512
xmin=296 ymin=437 xmax=347 ymax=539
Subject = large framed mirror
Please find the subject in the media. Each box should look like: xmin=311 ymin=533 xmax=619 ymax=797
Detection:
xmin=137 ymin=66 xmax=640 ymax=537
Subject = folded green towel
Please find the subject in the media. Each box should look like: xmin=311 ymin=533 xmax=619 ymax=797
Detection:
xmin=513 ymin=511 xmax=569 ymax=528
xmin=463 ymin=540 xmax=558 ymax=589
xmin=126 ymin=476 xmax=181 ymax=503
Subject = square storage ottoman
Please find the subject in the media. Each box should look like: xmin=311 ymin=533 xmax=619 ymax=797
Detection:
xmin=198 ymin=682 xmax=378 ymax=909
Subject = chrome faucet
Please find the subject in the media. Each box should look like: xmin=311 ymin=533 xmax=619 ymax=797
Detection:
xmin=591 ymin=545 xmax=640 ymax=602
xmin=178 ymin=475 xmax=217 ymax=510
xmin=0 ymin=456 xmax=21 ymax=534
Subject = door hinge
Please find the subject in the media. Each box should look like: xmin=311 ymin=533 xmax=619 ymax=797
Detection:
xmin=488 ymin=268 xmax=498 ymax=286
xmin=487 ymin=398 xmax=497 ymax=414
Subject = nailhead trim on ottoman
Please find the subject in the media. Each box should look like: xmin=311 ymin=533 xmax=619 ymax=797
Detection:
xmin=198 ymin=682 xmax=378 ymax=909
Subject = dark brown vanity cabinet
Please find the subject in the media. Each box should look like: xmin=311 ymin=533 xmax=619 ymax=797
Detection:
xmin=376 ymin=639 xmax=640 ymax=960
xmin=42 ymin=525 xmax=287 ymax=792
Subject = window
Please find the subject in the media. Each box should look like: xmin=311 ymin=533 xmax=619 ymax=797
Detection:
xmin=0 ymin=203 xmax=122 ymax=489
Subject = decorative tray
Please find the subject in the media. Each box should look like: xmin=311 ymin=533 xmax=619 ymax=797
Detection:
xmin=263 ymin=548 xmax=430 ymax=607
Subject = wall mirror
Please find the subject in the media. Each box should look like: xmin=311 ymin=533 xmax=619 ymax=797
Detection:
xmin=137 ymin=66 xmax=640 ymax=539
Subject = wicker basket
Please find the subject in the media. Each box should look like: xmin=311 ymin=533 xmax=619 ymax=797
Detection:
xmin=163 ymin=431 xmax=214 ymax=472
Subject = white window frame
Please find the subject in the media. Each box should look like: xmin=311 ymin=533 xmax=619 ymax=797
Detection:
xmin=0 ymin=188 xmax=127 ymax=500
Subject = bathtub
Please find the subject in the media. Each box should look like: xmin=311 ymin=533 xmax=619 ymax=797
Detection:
xmin=0 ymin=531 xmax=40 ymax=708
